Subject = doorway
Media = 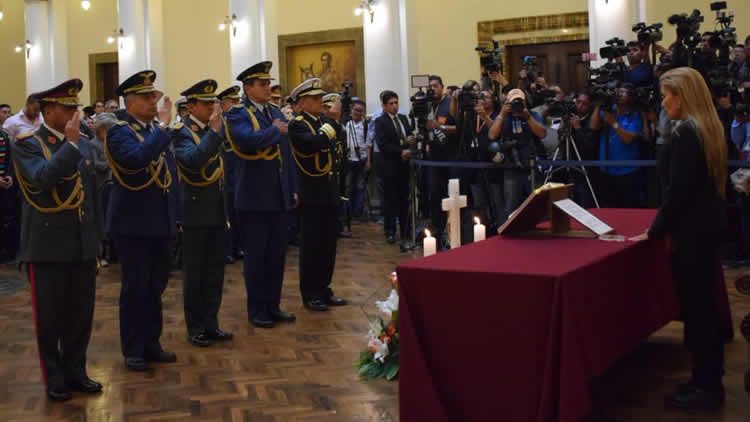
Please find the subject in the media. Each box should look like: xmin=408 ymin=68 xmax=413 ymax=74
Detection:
xmin=506 ymin=40 xmax=589 ymax=94
xmin=88 ymin=52 xmax=119 ymax=105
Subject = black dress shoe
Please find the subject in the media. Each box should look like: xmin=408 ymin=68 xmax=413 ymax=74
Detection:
xmin=665 ymin=384 xmax=725 ymax=411
xmin=251 ymin=311 xmax=275 ymax=328
xmin=188 ymin=333 xmax=212 ymax=347
xmin=386 ymin=235 xmax=396 ymax=244
xmin=145 ymin=350 xmax=177 ymax=363
xmin=234 ymin=250 xmax=245 ymax=260
xmin=225 ymin=255 xmax=236 ymax=264
xmin=270 ymin=309 xmax=296 ymax=322
xmin=338 ymin=231 xmax=353 ymax=238
xmin=46 ymin=386 xmax=72 ymax=401
xmin=67 ymin=377 xmax=103 ymax=393
xmin=304 ymin=298 xmax=329 ymax=312
xmin=125 ymin=357 xmax=150 ymax=371
xmin=206 ymin=328 xmax=234 ymax=341
xmin=400 ymin=241 xmax=415 ymax=252
xmin=326 ymin=295 xmax=347 ymax=306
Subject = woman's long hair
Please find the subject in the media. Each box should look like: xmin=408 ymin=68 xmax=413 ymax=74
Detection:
xmin=660 ymin=67 xmax=727 ymax=198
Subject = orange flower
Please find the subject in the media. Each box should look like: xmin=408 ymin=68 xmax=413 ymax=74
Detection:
xmin=369 ymin=346 xmax=377 ymax=354
xmin=387 ymin=325 xmax=396 ymax=336
xmin=382 ymin=335 xmax=391 ymax=344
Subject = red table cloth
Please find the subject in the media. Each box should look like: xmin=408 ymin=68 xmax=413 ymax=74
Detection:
xmin=397 ymin=209 xmax=732 ymax=422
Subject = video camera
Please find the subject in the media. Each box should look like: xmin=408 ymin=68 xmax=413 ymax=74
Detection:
xmin=632 ymin=22 xmax=663 ymax=45
xmin=521 ymin=56 xmax=539 ymax=82
xmin=476 ymin=40 xmax=505 ymax=74
xmin=669 ymin=9 xmax=704 ymax=40
xmin=541 ymin=89 xmax=576 ymax=119
xmin=588 ymin=61 xmax=627 ymax=108
xmin=339 ymin=81 xmax=353 ymax=123
xmin=599 ymin=37 xmax=628 ymax=60
xmin=409 ymin=75 xmax=436 ymax=150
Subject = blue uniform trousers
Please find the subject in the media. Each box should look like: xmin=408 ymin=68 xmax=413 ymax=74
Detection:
xmin=240 ymin=211 xmax=287 ymax=318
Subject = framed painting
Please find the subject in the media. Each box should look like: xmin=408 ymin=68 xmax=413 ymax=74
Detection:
xmin=278 ymin=27 xmax=365 ymax=101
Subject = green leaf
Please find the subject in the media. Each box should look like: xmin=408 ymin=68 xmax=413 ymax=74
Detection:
xmin=385 ymin=364 xmax=399 ymax=380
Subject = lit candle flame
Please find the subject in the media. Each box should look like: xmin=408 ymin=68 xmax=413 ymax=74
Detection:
xmin=425 ymin=229 xmax=432 ymax=238
xmin=474 ymin=217 xmax=481 ymax=225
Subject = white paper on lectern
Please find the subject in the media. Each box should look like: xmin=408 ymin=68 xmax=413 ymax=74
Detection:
xmin=553 ymin=199 xmax=614 ymax=236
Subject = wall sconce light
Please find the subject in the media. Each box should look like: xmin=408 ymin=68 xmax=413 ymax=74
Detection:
xmin=107 ymin=28 xmax=124 ymax=48
xmin=16 ymin=40 xmax=32 ymax=58
xmin=219 ymin=14 xmax=238 ymax=36
xmin=0 ymin=10 xmax=4 ymax=22
xmin=81 ymin=0 xmax=91 ymax=11
xmin=354 ymin=0 xmax=376 ymax=23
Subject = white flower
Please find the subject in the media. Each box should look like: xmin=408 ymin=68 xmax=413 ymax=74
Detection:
xmin=368 ymin=318 xmax=383 ymax=338
xmin=368 ymin=337 xmax=389 ymax=363
xmin=376 ymin=289 xmax=399 ymax=314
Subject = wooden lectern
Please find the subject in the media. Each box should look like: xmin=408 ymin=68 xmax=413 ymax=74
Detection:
xmin=498 ymin=183 xmax=614 ymax=238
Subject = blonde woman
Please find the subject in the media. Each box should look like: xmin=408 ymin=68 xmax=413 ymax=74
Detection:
xmin=631 ymin=67 xmax=728 ymax=411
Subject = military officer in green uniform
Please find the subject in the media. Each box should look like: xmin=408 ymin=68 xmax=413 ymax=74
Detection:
xmin=171 ymin=79 xmax=233 ymax=347
xmin=288 ymin=78 xmax=348 ymax=311
xmin=11 ymin=79 xmax=102 ymax=401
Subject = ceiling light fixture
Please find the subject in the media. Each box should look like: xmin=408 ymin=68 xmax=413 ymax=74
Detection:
xmin=354 ymin=0 xmax=377 ymax=23
xmin=81 ymin=0 xmax=91 ymax=11
xmin=219 ymin=14 xmax=238 ymax=36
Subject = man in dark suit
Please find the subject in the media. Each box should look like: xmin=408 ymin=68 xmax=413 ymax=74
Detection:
xmin=374 ymin=90 xmax=415 ymax=252
xmin=11 ymin=79 xmax=102 ymax=401
xmin=217 ymin=85 xmax=243 ymax=264
xmin=171 ymin=79 xmax=233 ymax=347
xmin=225 ymin=61 xmax=298 ymax=328
xmin=105 ymin=70 xmax=178 ymax=371
xmin=288 ymin=78 xmax=348 ymax=312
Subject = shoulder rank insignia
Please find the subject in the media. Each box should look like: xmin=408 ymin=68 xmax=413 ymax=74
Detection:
xmin=171 ymin=122 xmax=184 ymax=130
xmin=115 ymin=120 xmax=128 ymax=126
xmin=130 ymin=122 xmax=141 ymax=131
xmin=47 ymin=135 xmax=57 ymax=145
xmin=190 ymin=124 xmax=200 ymax=132
xmin=294 ymin=115 xmax=305 ymax=121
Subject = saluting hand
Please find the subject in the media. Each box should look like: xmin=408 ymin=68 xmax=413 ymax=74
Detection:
xmin=0 ymin=176 xmax=13 ymax=190
xmin=65 ymin=111 xmax=81 ymax=144
xmin=209 ymin=103 xmax=223 ymax=133
xmin=158 ymin=95 xmax=173 ymax=125
xmin=272 ymin=119 xmax=288 ymax=134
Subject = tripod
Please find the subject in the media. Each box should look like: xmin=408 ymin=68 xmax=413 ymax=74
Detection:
xmin=543 ymin=118 xmax=600 ymax=208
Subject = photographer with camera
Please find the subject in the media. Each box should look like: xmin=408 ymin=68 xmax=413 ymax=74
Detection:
xmin=568 ymin=92 xmax=601 ymax=208
xmin=488 ymin=89 xmax=547 ymax=221
xmin=344 ymin=99 xmax=371 ymax=222
xmin=473 ymin=89 xmax=504 ymax=229
xmin=591 ymin=83 xmax=646 ymax=208
xmin=626 ymin=41 xmax=655 ymax=87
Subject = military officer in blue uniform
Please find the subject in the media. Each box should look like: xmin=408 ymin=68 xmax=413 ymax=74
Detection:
xmin=171 ymin=79 xmax=233 ymax=347
xmin=288 ymin=78 xmax=348 ymax=312
xmin=11 ymin=79 xmax=102 ymax=400
xmin=105 ymin=70 xmax=178 ymax=371
xmin=225 ymin=61 xmax=298 ymax=328
xmin=217 ymin=85 xmax=243 ymax=264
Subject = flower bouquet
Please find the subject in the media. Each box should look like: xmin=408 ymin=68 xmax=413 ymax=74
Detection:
xmin=356 ymin=272 xmax=400 ymax=380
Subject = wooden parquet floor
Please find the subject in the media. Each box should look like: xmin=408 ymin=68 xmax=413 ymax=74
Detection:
xmin=0 ymin=222 xmax=747 ymax=422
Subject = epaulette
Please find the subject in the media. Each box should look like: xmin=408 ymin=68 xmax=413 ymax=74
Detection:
xmin=294 ymin=115 xmax=305 ymax=121
xmin=232 ymin=104 xmax=244 ymax=109
xmin=115 ymin=120 xmax=129 ymax=126
xmin=16 ymin=131 xmax=35 ymax=141
xmin=172 ymin=122 xmax=184 ymax=130
xmin=79 ymin=131 xmax=90 ymax=139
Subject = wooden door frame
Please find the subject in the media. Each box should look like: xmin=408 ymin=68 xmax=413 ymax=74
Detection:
xmin=88 ymin=52 xmax=118 ymax=105
xmin=477 ymin=12 xmax=589 ymax=77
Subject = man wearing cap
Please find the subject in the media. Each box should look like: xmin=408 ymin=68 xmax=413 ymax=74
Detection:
xmin=217 ymin=85 xmax=243 ymax=264
xmin=175 ymin=97 xmax=189 ymax=123
xmin=106 ymin=70 xmax=178 ymax=371
xmin=288 ymin=78 xmax=348 ymax=312
xmin=270 ymin=85 xmax=282 ymax=107
xmin=11 ymin=79 xmax=102 ymax=401
xmin=225 ymin=61 xmax=298 ymax=328
xmin=171 ymin=79 xmax=233 ymax=347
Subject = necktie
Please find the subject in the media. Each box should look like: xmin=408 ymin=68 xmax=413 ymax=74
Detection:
xmin=393 ymin=115 xmax=406 ymax=146
xmin=264 ymin=107 xmax=272 ymax=122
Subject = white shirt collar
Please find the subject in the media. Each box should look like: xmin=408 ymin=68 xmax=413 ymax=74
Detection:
xmin=43 ymin=123 xmax=65 ymax=141
xmin=188 ymin=115 xmax=207 ymax=129
xmin=249 ymin=99 xmax=266 ymax=112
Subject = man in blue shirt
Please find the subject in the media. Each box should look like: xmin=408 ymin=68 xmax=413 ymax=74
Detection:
xmin=591 ymin=84 xmax=645 ymax=208
xmin=625 ymin=41 xmax=654 ymax=88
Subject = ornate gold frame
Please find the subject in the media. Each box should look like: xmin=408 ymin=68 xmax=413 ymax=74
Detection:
xmin=477 ymin=12 xmax=589 ymax=75
xmin=277 ymin=27 xmax=366 ymax=101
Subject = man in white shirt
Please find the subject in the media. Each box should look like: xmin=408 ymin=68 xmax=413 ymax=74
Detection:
xmin=344 ymin=99 xmax=371 ymax=220
xmin=2 ymin=96 xmax=43 ymax=142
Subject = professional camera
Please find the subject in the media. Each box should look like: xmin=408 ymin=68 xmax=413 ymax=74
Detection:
xmin=509 ymin=97 xmax=525 ymax=114
xmin=599 ymin=37 xmax=628 ymax=60
xmin=588 ymin=61 xmax=627 ymax=108
xmin=459 ymin=87 xmax=482 ymax=113
xmin=337 ymin=81 xmax=354 ymax=123
xmin=669 ymin=9 xmax=704 ymax=39
xmin=476 ymin=40 xmax=505 ymax=74
xmin=632 ymin=22 xmax=664 ymax=45
xmin=521 ymin=56 xmax=538 ymax=82
xmin=408 ymin=75 xmax=437 ymax=149
xmin=632 ymin=86 xmax=660 ymax=112
xmin=541 ymin=89 xmax=576 ymax=118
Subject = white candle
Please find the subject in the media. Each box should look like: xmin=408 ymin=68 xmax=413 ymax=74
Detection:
xmin=423 ymin=229 xmax=437 ymax=257
xmin=473 ymin=217 xmax=486 ymax=242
